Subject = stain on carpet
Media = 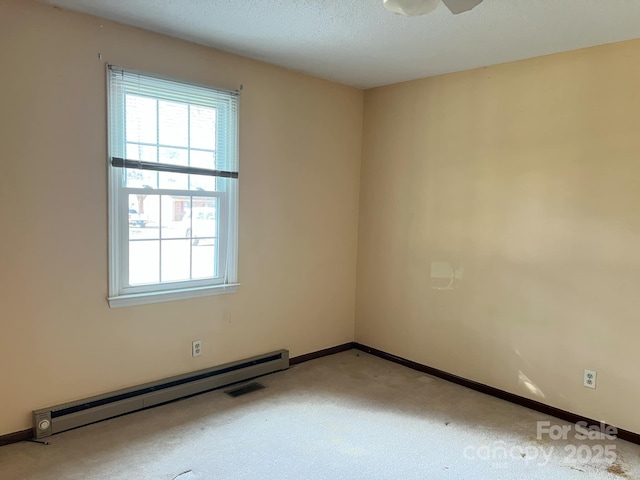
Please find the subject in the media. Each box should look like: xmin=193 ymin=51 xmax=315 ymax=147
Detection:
xmin=607 ymin=462 xmax=629 ymax=478
xmin=528 ymin=435 xmax=547 ymax=446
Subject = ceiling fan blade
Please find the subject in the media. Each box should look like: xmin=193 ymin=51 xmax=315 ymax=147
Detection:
xmin=383 ymin=0 xmax=441 ymax=17
xmin=441 ymin=0 xmax=483 ymax=14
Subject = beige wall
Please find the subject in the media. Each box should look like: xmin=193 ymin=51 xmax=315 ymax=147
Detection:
xmin=356 ymin=39 xmax=640 ymax=434
xmin=0 ymin=0 xmax=362 ymax=435
xmin=3 ymin=0 xmax=640 ymax=440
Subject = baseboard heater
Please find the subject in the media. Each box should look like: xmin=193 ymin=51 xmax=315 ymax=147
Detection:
xmin=33 ymin=349 xmax=289 ymax=439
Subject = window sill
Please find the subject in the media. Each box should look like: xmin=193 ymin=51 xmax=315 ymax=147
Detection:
xmin=108 ymin=283 xmax=239 ymax=308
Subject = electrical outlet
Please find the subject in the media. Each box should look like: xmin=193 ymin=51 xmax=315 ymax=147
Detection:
xmin=584 ymin=369 xmax=597 ymax=389
xmin=192 ymin=340 xmax=202 ymax=357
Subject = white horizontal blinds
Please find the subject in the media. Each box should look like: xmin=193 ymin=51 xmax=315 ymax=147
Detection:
xmin=108 ymin=68 xmax=126 ymax=163
xmin=215 ymin=90 xmax=239 ymax=174
xmin=108 ymin=65 xmax=239 ymax=175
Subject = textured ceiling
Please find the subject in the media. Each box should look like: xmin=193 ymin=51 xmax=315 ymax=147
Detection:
xmin=41 ymin=0 xmax=640 ymax=88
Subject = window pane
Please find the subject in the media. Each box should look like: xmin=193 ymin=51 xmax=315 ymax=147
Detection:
xmin=129 ymin=240 xmax=159 ymax=285
xmin=190 ymin=105 xmax=216 ymax=150
xmin=159 ymin=100 xmax=188 ymax=147
xmin=189 ymin=150 xmax=216 ymax=191
xmin=126 ymin=95 xmax=157 ymax=144
xmin=158 ymin=147 xmax=188 ymax=190
xmin=128 ymin=194 xmax=159 ymax=237
xmin=161 ymin=195 xmax=189 ymax=240
xmin=192 ymin=240 xmax=216 ymax=279
xmin=161 ymin=239 xmax=191 ymax=283
xmin=125 ymin=143 xmax=157 ymax=188
xmin=189 ymin=197 xmax=218 ymax=244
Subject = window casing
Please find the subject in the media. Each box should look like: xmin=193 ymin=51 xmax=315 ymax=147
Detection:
xmin=107 ymin=67 xmax=239 ymax=307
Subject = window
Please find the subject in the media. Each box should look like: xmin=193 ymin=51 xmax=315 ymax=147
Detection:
xmin=107 ymin=66 xmax=239 ymax=307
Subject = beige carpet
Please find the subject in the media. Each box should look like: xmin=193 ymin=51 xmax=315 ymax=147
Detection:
xmin=1 ymin=350 xmax=639 ymax=479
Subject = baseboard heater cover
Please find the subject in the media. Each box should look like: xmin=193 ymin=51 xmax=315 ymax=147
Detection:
xmin=33 ymin=349 xmax=289 ymax=439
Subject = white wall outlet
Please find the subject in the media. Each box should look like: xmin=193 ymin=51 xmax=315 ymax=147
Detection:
xmin=584 ymin=369 xmax=597 ymax=389
xmin=192 ymin=340 xmax=202 ymax=357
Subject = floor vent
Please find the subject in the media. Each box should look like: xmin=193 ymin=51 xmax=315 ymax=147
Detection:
xmin=225 ymin=382 xmax=265 ymax=398
xmin=33 ymin=349 xmax=289 ymax=439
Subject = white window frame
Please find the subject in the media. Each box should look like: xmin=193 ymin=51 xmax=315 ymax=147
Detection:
xmin=107 ymin=66 xmax=239 ymax=308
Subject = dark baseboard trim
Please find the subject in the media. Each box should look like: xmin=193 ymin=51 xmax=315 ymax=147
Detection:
xmin=290 ymin=342 xmax=355 ymax=365
xmin=354 ymin=343 xmax=640 ymax=446
xmin=0 ymin=428 xmax=33 ymax=447
xmin=4 ymin=343 xmax=637 ymax=448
